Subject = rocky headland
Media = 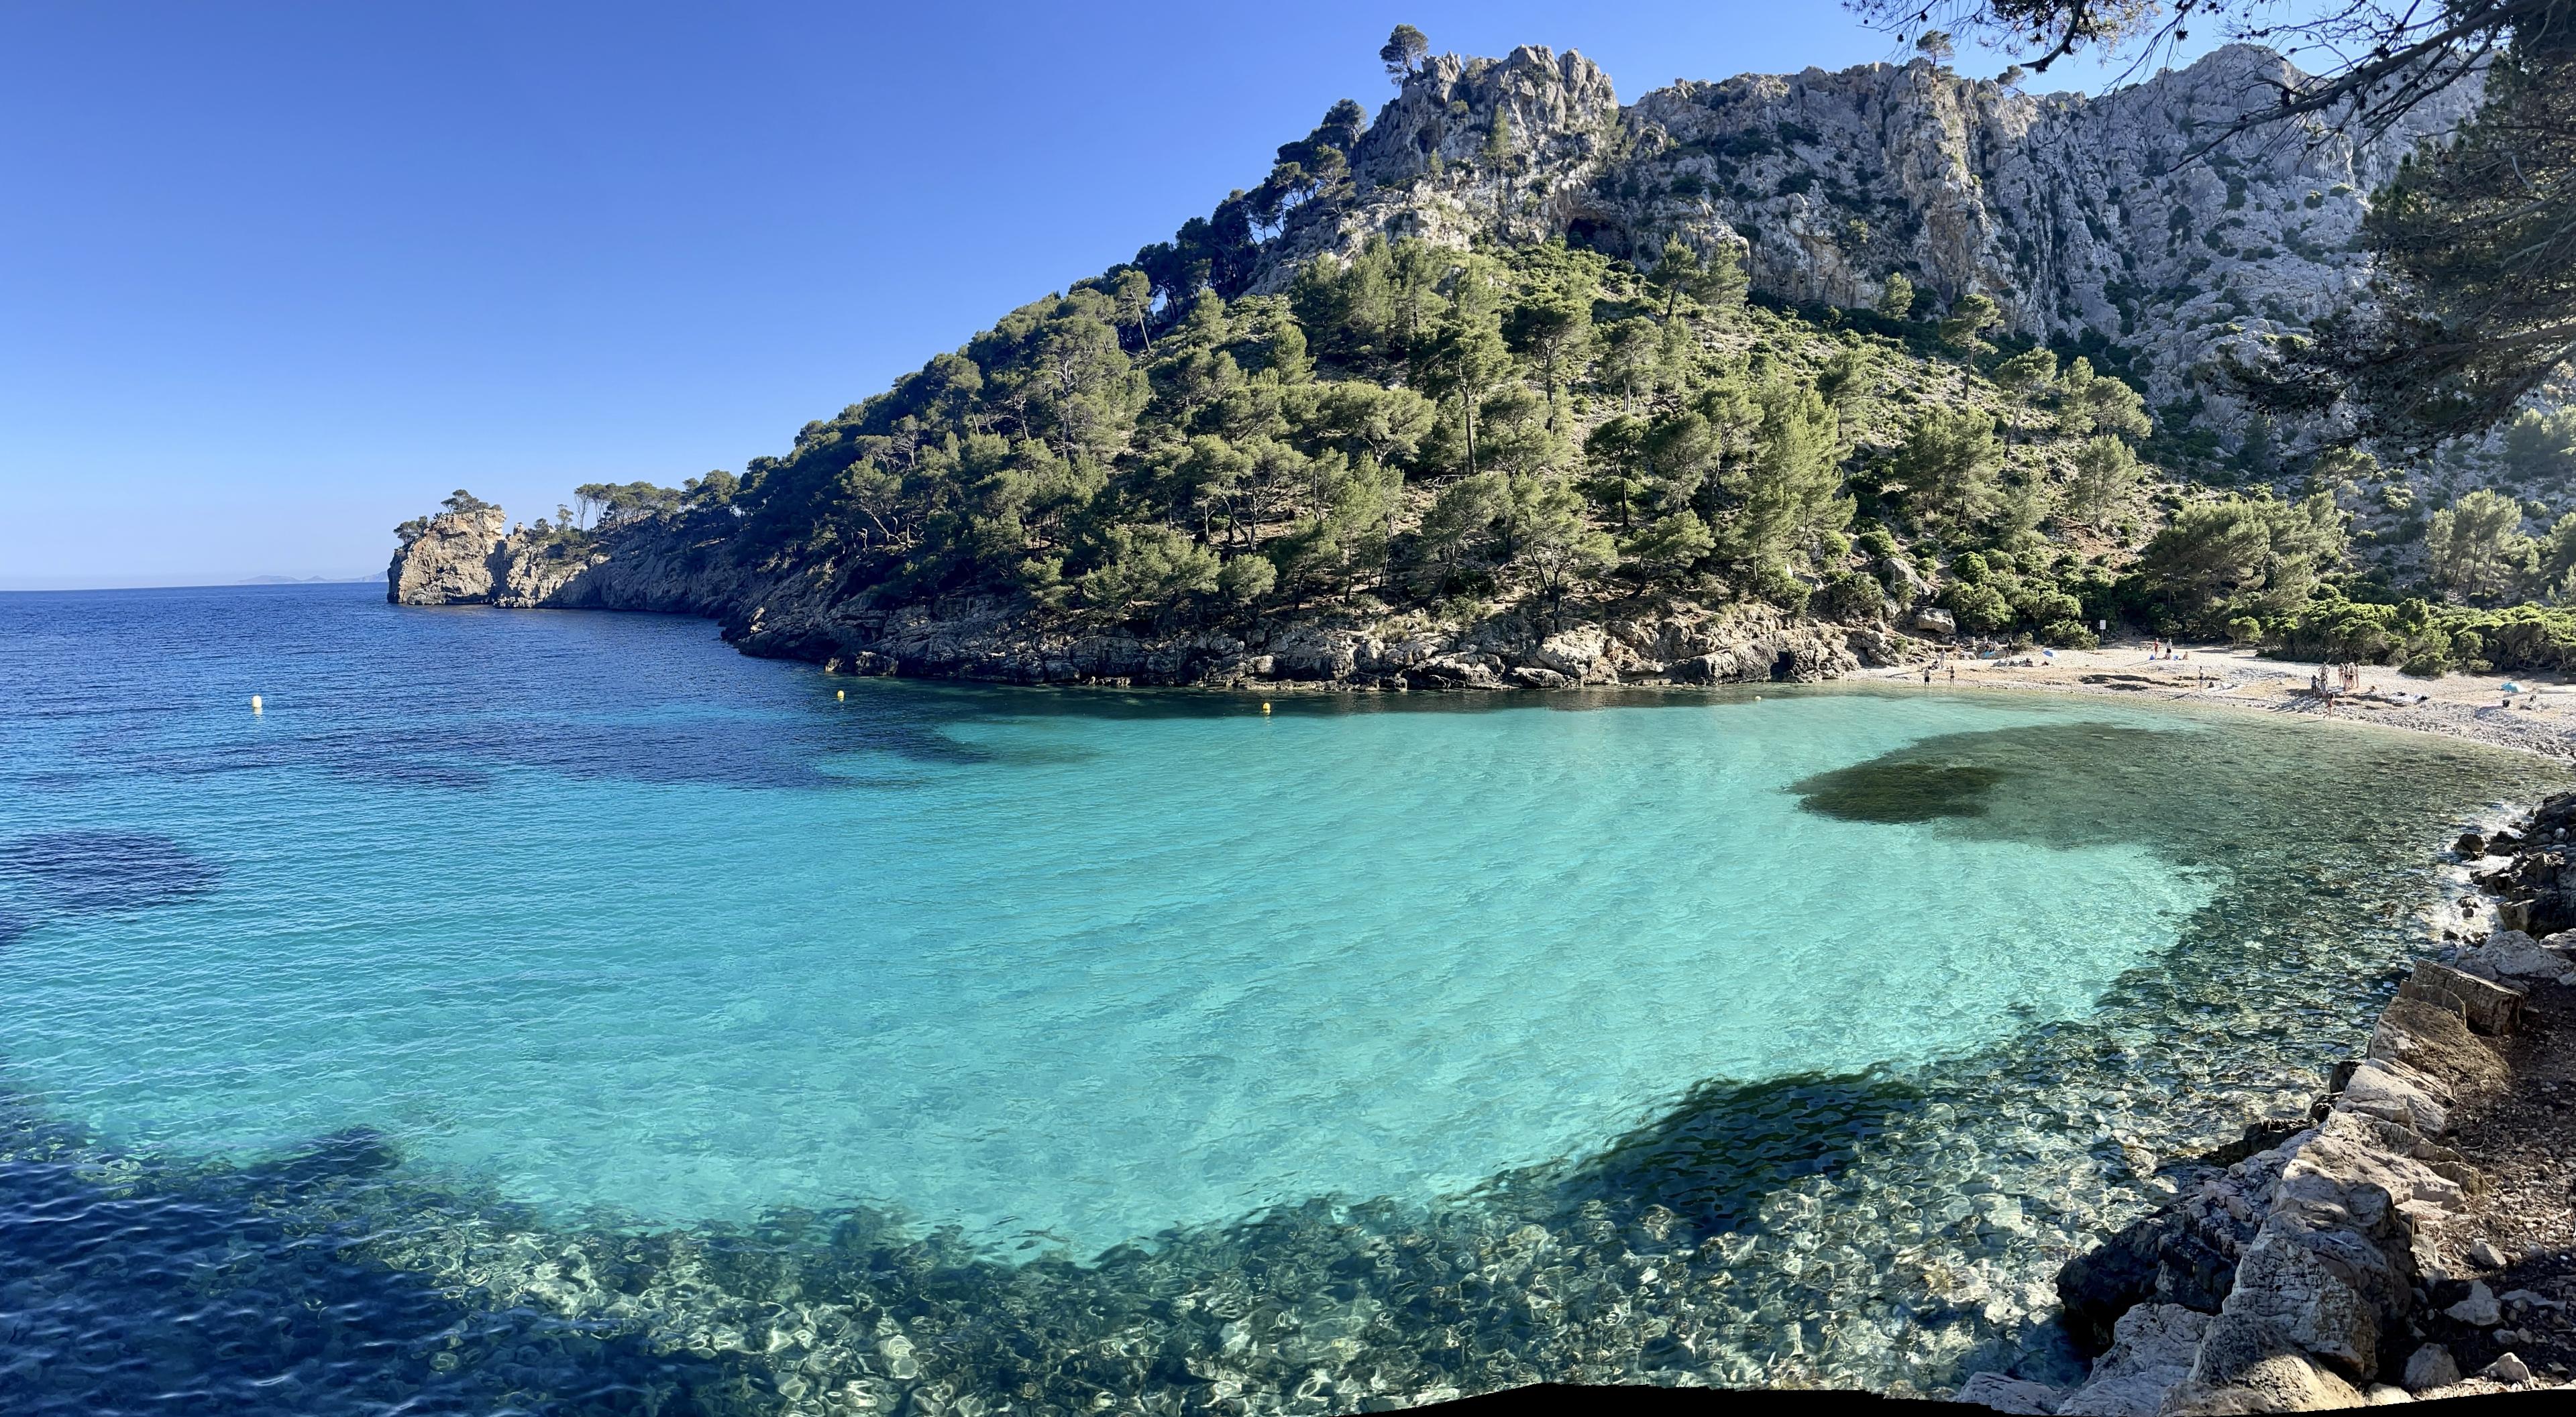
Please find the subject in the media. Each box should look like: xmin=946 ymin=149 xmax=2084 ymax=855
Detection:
xmin=1957 ymin=797 xmax=2576 ymax=1412
xmin=387 ymin=503 xmax=1883 ymax=693
xmin=381 ymin=30 xmax=2571 ymax=724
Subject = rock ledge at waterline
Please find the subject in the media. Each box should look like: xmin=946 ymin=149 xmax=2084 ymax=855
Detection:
xmin=387 ymin=506 xmax=1882 ymax=692
xmin=1957 ymin=798 xmax=2576 ymax=1413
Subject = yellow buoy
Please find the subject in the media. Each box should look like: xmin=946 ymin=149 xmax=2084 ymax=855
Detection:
xmin=1261 ymin=701 xmax=1272 ymax=714
xmin=837 ymin=689 xmax=845 ymax=701
xmin=250 ymin=694 xmax=263 ymax=714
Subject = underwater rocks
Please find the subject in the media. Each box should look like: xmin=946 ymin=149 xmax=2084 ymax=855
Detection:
xmin=1792 ymin=760 xmax=2006 ymax=824
xmin=0 ymin=830 xmax=219 ymax=917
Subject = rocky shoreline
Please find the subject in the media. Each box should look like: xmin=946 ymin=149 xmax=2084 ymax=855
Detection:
xmin=387 ymin=506 xmax=1894 ymax=695
xmin=390 ymin=506 xmax=2576 ymax=773
xmin=1957 ymin=800 xmax=2576 ymax=1413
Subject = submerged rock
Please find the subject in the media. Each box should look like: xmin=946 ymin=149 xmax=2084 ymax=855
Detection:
xmin=1792 ymin=760 xmax=2007 ymax=824
xmin=0 ymin=830 xmax=221 ymax=915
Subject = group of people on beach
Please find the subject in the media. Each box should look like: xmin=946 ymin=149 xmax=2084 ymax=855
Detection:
xmin=2312 ymin=663 xmax=2364 ymax=697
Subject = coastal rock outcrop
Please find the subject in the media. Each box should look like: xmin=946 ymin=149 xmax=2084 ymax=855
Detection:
xmin=2054 ymin=1135 xmax=2294 ymax=1350
xmin=1980 ymin=1049 xmax=2479 ymax=1412
xmin=386 ymin=507 xmax=773 ymax=619
xmin=386 ymin=506 xmax=512 ymax=604
xmin=1323 ymin=46 xmax=1624 ymax=256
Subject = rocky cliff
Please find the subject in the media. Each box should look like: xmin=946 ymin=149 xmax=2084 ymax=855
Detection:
xmin=1258 ymin=43 xmax=2473 ymax=406
xmin=386 ymin=512 xmax=775 ymax=618
xmin=386 ymin=506 xmax=515 ymax=605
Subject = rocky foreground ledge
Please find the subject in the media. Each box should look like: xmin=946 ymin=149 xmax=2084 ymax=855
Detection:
xmin=1958 ymin=799 xmax=2576 ymax=1413
xmin=386 ymin=506 xmax=1897 ymax=692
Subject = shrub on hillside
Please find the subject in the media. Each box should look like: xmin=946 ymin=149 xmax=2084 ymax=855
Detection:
xmin=1816 ymin=571 xmax=1889 ymax=623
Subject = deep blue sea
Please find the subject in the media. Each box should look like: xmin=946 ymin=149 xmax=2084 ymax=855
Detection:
xmin=0 ymin=583 xmax=2556 ymax=1413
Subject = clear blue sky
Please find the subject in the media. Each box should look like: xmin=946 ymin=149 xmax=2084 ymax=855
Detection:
xmin=0 ymin=1 xmax=2208 ymax=589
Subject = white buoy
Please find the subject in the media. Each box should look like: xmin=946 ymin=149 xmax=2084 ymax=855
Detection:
xmin=250 ymin=694 xmax=263 ymax=714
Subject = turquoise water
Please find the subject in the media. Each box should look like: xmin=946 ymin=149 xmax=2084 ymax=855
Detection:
xmin=3 ymin=659 xmax=2206 ymax=1247
xmin=0 ymin=583 xmax=2557 ymax=1414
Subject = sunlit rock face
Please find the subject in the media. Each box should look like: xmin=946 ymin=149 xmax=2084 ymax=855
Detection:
xmin=385 ymin=505 xmax=510 ymax=605
xmin=1261 ymin=43 xmax=2479 ymax=404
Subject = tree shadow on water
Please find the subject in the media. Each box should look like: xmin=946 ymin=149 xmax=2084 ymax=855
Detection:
xmin=1551 ymin=1070 xmax=1927 ymax=1236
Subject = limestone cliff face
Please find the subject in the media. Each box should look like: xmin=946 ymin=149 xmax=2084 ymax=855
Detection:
xmin=1261 ymin=44 xmax=2475 ymax=405
xmin=385 ymin=510 xmax=770 ymax=617
xmin=386 ymin=507 xmax=512 ymax=604
xmin=1311 ymin=46 xmax=1626 ymax=256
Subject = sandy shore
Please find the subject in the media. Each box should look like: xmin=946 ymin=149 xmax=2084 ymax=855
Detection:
xmin=1856 ymin=640 xmax=2576 ymax=761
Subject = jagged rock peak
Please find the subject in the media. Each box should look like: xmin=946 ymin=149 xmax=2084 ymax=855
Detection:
xmin=1350 ymin=46 xmax=1619 ymax=190
xmin=1248 ymin=46 xmax=1623 ymax=290
xmin=1259 ymin=40 xmax=2477 ymax=405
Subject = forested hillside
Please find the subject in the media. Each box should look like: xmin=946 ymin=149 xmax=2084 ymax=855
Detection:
xmin=396 ymin=32 xmax=2576 ymax=681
